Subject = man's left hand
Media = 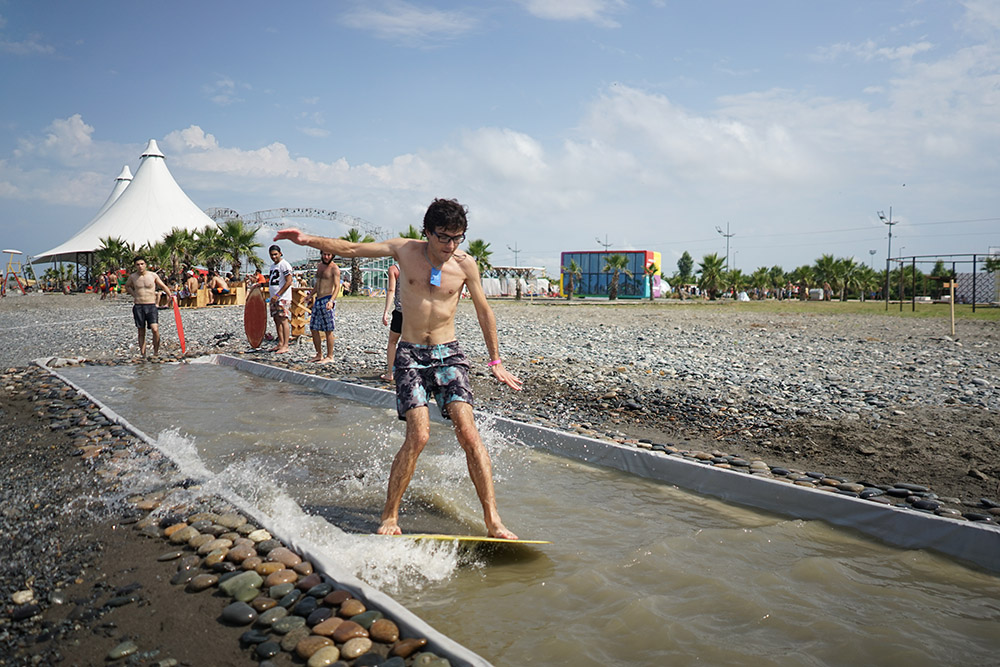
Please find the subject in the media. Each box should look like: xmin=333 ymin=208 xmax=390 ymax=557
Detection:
xmin=490 ymin=362 xmax=522 ymax=391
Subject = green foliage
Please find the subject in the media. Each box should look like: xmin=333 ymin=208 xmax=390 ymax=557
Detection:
xmin=399 ymin=224 xmax=423 ymax=239
xmin=466 ymin=239 xmax=493 ymax=274
xmin=697 ymin=253 xmax=726 ymax=298
xmin=676 ymin=251 xmax=694 ymax=282
xmin=218 ymin=219 xmax=263 ymax=279
xmin=562 ymin=259 xmax=582 ymax=300
xmin=602 ymin=254 xmax=632 ymax=300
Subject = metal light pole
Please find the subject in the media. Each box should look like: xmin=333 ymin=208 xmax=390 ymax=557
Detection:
xmin=715 ymin=223 xmax=734 ymax=273
xmin=878 ymin=207 xmax=897 ymax=310
xmin=507 ymin=243 xmax=521 ymax=266
xmin=869 ymin=249 xmax=876 ymax=269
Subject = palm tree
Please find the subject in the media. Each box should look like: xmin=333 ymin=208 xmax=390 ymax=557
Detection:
xmin=161 ymin=227 xmax=198 ymax=280
xmin=750 ymin=266 xmax=771 ymax=298
xmin=193 ymin=225 xmax=226 ymax=273
xmin=789 ymin=265 xmax=813 ymax=299
xmin=644 ymin=262 xmax=659 ymax=301
xmin=837 ymin=257 xmax=861 ymax=301
xmin=697 ymin=253 xmax=726 ymax=299
xmin=341 ymin=228 xmax=375 ymax=294
xmin=399 ymin=224 xmax=422 ymax=239
xmin=94 ymin=236 xmax=135 ymax=274
xmin=812 ymin=254 xmax=839 ymax=300
xmin=218 ymin=219 xmax=262 ymax=279
xmin=562 ymin=259 xmax=582 ymax=300
xmin=726 ymin=268 xmax=747 ymax=295
xmin=142 ymin=240 xmax=172 ymax=276
xmin=769 ymin=265 xmax=786 ymax=298
xmin=602 ymin=254 xmax=632 ymax=300
xmin=466 ymin=239 xmax=493 ymax=274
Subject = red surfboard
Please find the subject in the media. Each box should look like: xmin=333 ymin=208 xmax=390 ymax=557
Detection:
xmin=244 ymin=287 xmax=267 ymax=349
xmin=172 ymin=295 xmax=186 ymax=354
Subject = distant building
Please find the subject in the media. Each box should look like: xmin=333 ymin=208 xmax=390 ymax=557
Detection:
xmin=560 ymin=250 xmax=663 ymax=299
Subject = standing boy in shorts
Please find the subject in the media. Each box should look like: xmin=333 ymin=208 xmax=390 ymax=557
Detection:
xmin=267 ymin=244 xmax=294 ymax=353
xmin=124 ymin=256 xmax=172 ymax=357
xmin=381 ymin=262 xmax=402 ymax=382
xmin=274 ymin=198 xmax=523 ymax=539
xmin=309 ymin=250 xmax=341 ymax=363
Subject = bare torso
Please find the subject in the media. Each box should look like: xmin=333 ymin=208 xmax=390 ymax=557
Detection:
xmin=396 ymin=240 xmax=472 ymax=345
xmin=126 ymin=271 xmax=161 ymax=305
xmin=314 ymin=260 xmax=341 ymax=299
xmin=185 ymin=276 xmax=199 ymax=293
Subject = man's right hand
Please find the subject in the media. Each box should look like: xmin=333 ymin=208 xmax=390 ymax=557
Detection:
xmin=273 ymin=228 xmax=305 ymax=245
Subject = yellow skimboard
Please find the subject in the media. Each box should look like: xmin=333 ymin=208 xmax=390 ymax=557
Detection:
xmin=388 ymin=534 xmax=550 ymax=545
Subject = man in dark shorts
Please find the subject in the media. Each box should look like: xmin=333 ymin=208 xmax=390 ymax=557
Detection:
xmin=309 ymin=250 xmax=341 ymax=363
xmin=274 ymin=198 xmax=523 ymax=539
xmin=124 ymin=256 xmax=172 ymax=357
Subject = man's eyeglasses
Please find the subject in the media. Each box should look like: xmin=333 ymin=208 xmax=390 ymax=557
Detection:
xmin=430 ymin=231 xmax=466 ymax=245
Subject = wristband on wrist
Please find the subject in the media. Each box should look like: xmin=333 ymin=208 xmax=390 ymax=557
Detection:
xmin=487 ymin=359 xmax=502 ymax=367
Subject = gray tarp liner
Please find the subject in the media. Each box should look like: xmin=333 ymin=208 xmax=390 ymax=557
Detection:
xmin=209 ymin=354 xmax=1000 ymax=575
xmin=39 ymin=357 xmax=492 ymax=667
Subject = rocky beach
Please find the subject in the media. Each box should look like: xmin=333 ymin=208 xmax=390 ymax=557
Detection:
xmin=1 ymin=292 xmax=998 ymax=665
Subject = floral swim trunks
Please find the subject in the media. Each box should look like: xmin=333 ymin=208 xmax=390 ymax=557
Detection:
xmin=393 ymin=341 xmax=473 ymax=421
xmin=269 ymin=298 xmax=291 ymax=320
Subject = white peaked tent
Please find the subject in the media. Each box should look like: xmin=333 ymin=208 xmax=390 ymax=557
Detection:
xmin=34 ymin=139 xmax=217 ymax=264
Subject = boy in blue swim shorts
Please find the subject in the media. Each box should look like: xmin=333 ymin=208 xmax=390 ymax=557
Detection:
xmin=275 ymin=198 xmax=523 ymax=539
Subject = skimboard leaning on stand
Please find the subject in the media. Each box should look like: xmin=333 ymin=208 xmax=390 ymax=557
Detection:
xmin=171 ymin=295 xmax=186 ymax=354
xmin=244 ymin=286 xmax=267 ymax=349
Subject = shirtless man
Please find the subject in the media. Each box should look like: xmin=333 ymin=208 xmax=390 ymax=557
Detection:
xmin=275 ymin=198 xmax=523 ymax=539
xmin=185 ymin=271 xmax=200 ymax=297
xmin=309 ymin=251 xmax=341 ymax=363
xmin=124 ymin=256 xmax=172 ymax=357
xmin=207 ymin=271 xmax=230 ymax=305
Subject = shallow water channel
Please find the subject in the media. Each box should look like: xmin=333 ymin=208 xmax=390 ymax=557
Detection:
xmin=61 ymin=362 xmax=1000 ymax=666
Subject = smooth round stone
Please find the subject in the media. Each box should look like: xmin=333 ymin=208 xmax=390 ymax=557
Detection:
xmin=188 ymin=533 xmax=216 ymax=550
xmin=267 ymin=546 xmax=303 ymax=567
xmin=255 ymin=538 xmax=282 ymax=554
xmin=170 ymin=569 xmax=196 ymax=586
xmin=240 ymin=629 xmax=270 ymax=646
xmin=296 ymin=635 xmax=335 ymax=659
xmin=248 ymin=529 xmax=272 ymax=543
xmin=279 ymin=590 xmax=302 ymax=608
xmin=107 ymin=640 xmax=138 ymax=660
xmin=221 ymin=601 xmax=258 ymax=626
xmin=257 ymin=562 xmax=286 ymax=576
xmin=168 ymin=526 xmax=199 ymax=544
xmin=256 ymin=641 xmax=282 ymax=659
xmin=837 ymin=483 xmax=866 ymax=494
xmin=198 ymin=538 xmax=233 ymax=555
xmin=270 ymin=582 xmax=296 ymax=598
xmin=338 ymin=598 xmax=366 ymax=618
xmin=391 ymin=637 xmax=428 ymax=658
xmin=280 ymin=626 xmax=312 ymax=652
xmin=886 ymin=488 xmax=910 ymax=498
xmin=157 ymin=550 xmax=185 ymax=562
xmin=266 ymin=569 xmax=298 ymax=587
xmin=162 ymin=522 xmax=189 ymax=538
xmin=296 ymin=573 xmax=323 ymax=591
xmin=12 ymin=590 xmax=35 ymax=605
xmin=307 ymin=645 xmax=342 ymax=667
xmin=234 ymin=585 xmax=261 ymax=603
xmin=293 ymin=561 xmax=315 ymax=576
xmin=212 ymin=561 xmax=238 ymax=574
xmin=770 ymin=467 xmax=790 ymax=476
xmin=859 ymin=489 xmax=885 ymax=499
xmin=293 ymin=596 xmax=319 ymax=617
xmin=936 ymin=508 xmax=964 ymax=518
xmin=307 ymin=607 xmax=333 ymax=626
xmin=323 ymin=590 xmax=353 ymax=606
xmin=186 ymin=574 xmax=219 ymax=592
xmin=257 ymin=606 xmax=289 ymax=627
xmin=186 ymin=512 xmax=219 ymax=524
xmin=896 ymin=483 xmax=929 ymax=493
xmin=305 ymin=583 xmax=334 ymax=598
xmin=227 ymin=543 xmax=256 ymax=563
xmin=350 ymin=610 xmax=383 ymax=629
xmin=340 ymin=637 xmax=373 ymax=660
xmin=203 ymin=550 xmax=229 ymax=567
xmin=190 ymin=519 xmax=215 ymax=532
xmin=369 ymin=618 xmax=399 ymax=643
xmin=251 ymin=596 xmax=279 ymax=612
xmin=913 ymin=499 xmax=941 ymax=511
xmin=217 ymin=512 xmax=248 ymax=529
xmin=312 ymin=617 xmax=344 ymax=637
xmin=242 ymin=556 xmax=264 ymax=571
xmin=219 ymin=571 xmax=263 ymax=597
xmin=178 ymin=554 xmax=202 ymax=571
xmin=272 ymin=614 xmax=308 ymax=634
xmin=332 ymin=620 xmax=368 ymax=643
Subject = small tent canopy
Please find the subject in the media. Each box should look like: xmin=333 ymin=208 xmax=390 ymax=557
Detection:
xmin=34 ymin=140 xmax=217 ymax=264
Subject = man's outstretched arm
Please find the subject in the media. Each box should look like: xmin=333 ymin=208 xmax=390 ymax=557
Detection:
xmin=274 ymin=228 xmax=402 ymax=260
xmin=463 ymin=261 xmax=522 ymax=391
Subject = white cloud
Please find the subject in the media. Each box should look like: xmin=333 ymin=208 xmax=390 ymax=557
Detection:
xmin=301 ymin=127 xmax=330 ymax=138
xmin=0 ymin=32 xmax=55 ymax=55
xmin=515 ymin=0 xmax=626 ymax=27
xmin=202 ymin=76 xmax=250 ymax=106
xmin=813 ymin=39 xmax=934 ymax=63
xmin=340 ymin=1 xmax=478 ymax=45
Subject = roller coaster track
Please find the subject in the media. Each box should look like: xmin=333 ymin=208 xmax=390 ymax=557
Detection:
xmin=205 ymin=207 xmax=388 ymax=240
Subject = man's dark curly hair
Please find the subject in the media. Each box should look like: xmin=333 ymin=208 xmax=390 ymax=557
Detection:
xmin=423 ymin=198 xmax=468 ymax=236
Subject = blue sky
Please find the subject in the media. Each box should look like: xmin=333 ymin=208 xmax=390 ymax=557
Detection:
xmin=1 ymin=0 xmax=998 ymax=276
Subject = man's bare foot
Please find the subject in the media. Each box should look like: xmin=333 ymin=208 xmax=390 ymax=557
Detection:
xmin=274 ymin=347 xmax=290 ymax=354
xmin=379 ymin=373 xmax=393 ymax=382
xmin=308 ymin=355 xmax=323 ymax=362
xmin=377 ymin=519 xmax=402 ymax=536
xmin=318 ymin=357 xmax=334 ymax=364
xmin=488 ymin=523 xmax=518 ymax=540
